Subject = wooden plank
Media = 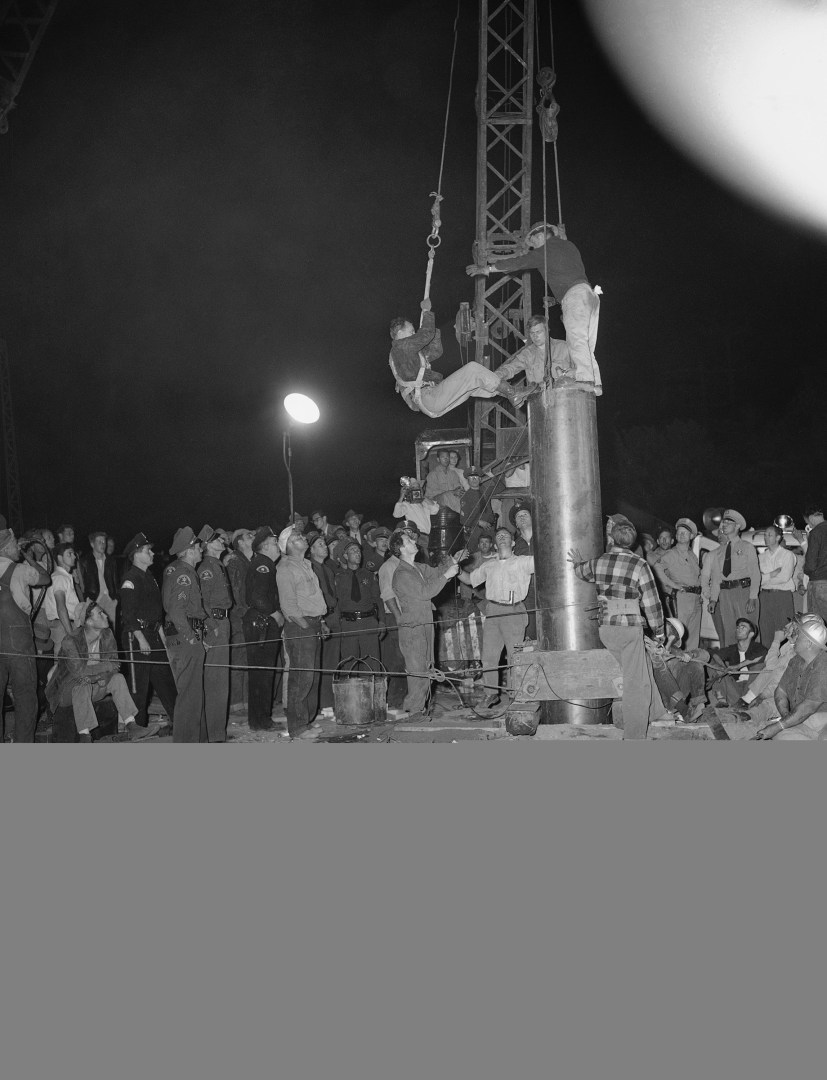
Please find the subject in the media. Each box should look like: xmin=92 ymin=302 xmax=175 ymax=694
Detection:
xmin=512 ymin=649 xmax=622 ymax=701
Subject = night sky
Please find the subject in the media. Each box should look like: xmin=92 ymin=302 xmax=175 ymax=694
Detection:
xmin=2 ymin=0 xmax=826 ymax=550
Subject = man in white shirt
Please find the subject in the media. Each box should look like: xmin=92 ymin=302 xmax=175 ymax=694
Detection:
xmin=458 ymin=527 xmax=535 ymax=706
xmin=758 ymin=523 xmax=797 ymax=643
xmin=44 ymin=543 xmax=84 ymax=652
xmin=424 ymin=449 xmax=465 ymax=513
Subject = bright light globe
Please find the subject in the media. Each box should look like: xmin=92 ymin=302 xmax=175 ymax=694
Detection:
xmin=284 ymin=393 xmax=320 ymax=424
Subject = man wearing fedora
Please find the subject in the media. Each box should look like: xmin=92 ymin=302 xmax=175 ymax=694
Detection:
xmin=119 ymin=532 xmax=177 ymax=729
xmin=655 ymin=518 xmax=703 ymax=650
xmin=705 ymin=509 xmax=760 ymax=648
xmin=310 ymin=511 xmax=336 ymax=542
xmin=755 ymin=614 xmax=827 ymax=740
xmin=0 ymin=529 xmax=51 ymax=741
xmin=162 ymin=527 xmax=208 ymax=742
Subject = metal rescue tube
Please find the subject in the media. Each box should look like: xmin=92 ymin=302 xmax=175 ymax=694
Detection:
xmin=528 ymin=383 xmax=608 ymax=724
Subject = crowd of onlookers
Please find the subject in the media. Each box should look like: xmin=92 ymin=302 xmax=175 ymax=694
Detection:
xmin=2 ymin=457 xmax=826 ymax=743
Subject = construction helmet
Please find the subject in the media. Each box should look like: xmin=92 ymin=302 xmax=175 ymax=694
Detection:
xmin=666 ymin=617 xmax=686 ymax=643
xmin=798 ymin=616 xmax=827 ymax=651
xmin=774 ymin=513 xmax=795 ymax=531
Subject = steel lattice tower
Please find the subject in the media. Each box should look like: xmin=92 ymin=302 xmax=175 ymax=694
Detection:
xmin=472 ymin=0 xmax=535 ymax=467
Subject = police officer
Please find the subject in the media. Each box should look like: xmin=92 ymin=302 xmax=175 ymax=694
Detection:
xmin=119 ymin=532 xmax=177 ymax=729
xmin=197 ymin=525 xmax=233 ymax=743
xmin=334 ymin=540 xmax=385 ymax=668
xmin=243 ymin=526 xmax=284 ymax=733
xmin=363 ymin=527 xmax=391 ymax=575
xmin=162 ymin=526 xmax=208 ymax=743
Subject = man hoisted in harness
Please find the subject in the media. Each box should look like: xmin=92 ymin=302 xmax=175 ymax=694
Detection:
xmin=389 ymin=299 xmax=521 ymax=418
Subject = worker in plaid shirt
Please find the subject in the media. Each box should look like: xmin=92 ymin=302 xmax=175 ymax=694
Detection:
xmin=569 ymin=514 xmax=666 ymax=739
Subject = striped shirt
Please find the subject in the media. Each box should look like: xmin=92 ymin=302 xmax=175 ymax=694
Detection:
xmin=576 ymin=549 xmax=664 ymax=635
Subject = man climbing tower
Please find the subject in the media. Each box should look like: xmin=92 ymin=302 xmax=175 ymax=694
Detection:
xmin=467 ymin=223 xmax=602 ymax=396
xmin=389 ymin=299 xmax=521 ymax=418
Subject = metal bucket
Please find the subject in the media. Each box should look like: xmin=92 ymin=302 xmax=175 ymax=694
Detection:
xmin=333 ymin=656 xmax=388 ymax=726
xmin=428 ymin=507 xmax=463 ymax=563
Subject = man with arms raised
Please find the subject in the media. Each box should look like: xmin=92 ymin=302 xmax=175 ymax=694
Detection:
xmin=391 ymin=529 xmax=461 ymax=720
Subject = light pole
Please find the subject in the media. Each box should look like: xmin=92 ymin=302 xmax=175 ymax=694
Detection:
xmin=283 ymin=393 xmax=320 ymax=522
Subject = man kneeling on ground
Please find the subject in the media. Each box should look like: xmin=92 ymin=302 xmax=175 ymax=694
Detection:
xmin=47 ymin=602 xmax=160 ymax=741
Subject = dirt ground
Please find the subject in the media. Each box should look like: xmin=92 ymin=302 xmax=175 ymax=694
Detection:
xmin=22 ymin=686 xmax=761 ymax=744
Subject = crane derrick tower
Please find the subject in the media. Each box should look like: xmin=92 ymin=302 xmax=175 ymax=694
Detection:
xmin=470 ymin=0 xmax=607 ymax=725
xmin=0 ymin=0 xmax=58 ymax=133
xmin=0 ymin=1 xmax=58 ymax=531
xmin=0 ymin=339 xmax=22 ymax=531
xmin=471 ymin=0 xmax=535 ymax=467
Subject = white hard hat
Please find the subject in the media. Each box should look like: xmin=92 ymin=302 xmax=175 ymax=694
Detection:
xmin=666 ymin=617 xmax=686 ymax=643
xmin=798 ymin=616 xmax=827 ymax=651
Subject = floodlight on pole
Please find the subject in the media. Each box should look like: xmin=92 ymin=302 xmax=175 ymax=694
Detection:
xmin=282 ymin=393 xmax=320 ymax=523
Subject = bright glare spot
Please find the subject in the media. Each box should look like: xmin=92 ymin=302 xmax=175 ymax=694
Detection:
xmin=284 ymin=393 xmax=320 ymax=424
xmin=583 ymin=0 xmax=827 ymax=236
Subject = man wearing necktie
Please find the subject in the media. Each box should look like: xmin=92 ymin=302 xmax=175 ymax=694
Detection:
xmin=705 ymin=509 xmax=761 ymax=648
xmin=334 ymin=540 xmax=385 ymax=670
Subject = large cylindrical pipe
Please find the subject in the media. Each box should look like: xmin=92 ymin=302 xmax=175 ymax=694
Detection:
xmin=529 ymin=385 xmax=608 ymax=724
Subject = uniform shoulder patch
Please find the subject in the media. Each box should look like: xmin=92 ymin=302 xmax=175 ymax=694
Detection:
xmin=165 ymin=565 xmax=175 ymax=575
xmin=200 ymin=569 xmax=214 ymax=580
xmin=256 ymin=565 xmax=269 ymax=573
xmin=176 ymin=574 xmax=191 ymax=586
xmin=121 ymin=580 xmax=136 ymax=590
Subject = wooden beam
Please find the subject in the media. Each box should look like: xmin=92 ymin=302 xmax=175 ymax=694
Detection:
xmin=512 ymin=649 xmax=622 ymax=702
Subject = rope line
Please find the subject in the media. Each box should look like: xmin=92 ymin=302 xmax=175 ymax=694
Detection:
xmin=421 ymin=0 xmax=462 ymax=311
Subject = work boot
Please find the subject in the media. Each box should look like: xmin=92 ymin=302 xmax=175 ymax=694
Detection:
xmin=496 ymin=379 xmax=521 ymax=405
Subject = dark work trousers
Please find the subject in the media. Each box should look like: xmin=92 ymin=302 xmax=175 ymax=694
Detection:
xmin=0 ymin=625 xmax=39 ymax=742
xmin=318 ymin=614 xmax=341 ymax=709
xmin=229 ymin=614 xmax=248 ymax=707
xmin=339 ymin=615 xmax=382 ymax=671
xmin=282 ymin=617 xmax=321 ymax=735
xmin=122 ymin=628 xmax=177 ymax=726
xmin=203 ymin=618 xmax=230 ymax=742
xmin=167 ymin=637 xmax=207 ymax=743
xmin=243 ymin=613 xmax=280 ymax=730
xmin=380 ymin=611 xmax=408 ymax=707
